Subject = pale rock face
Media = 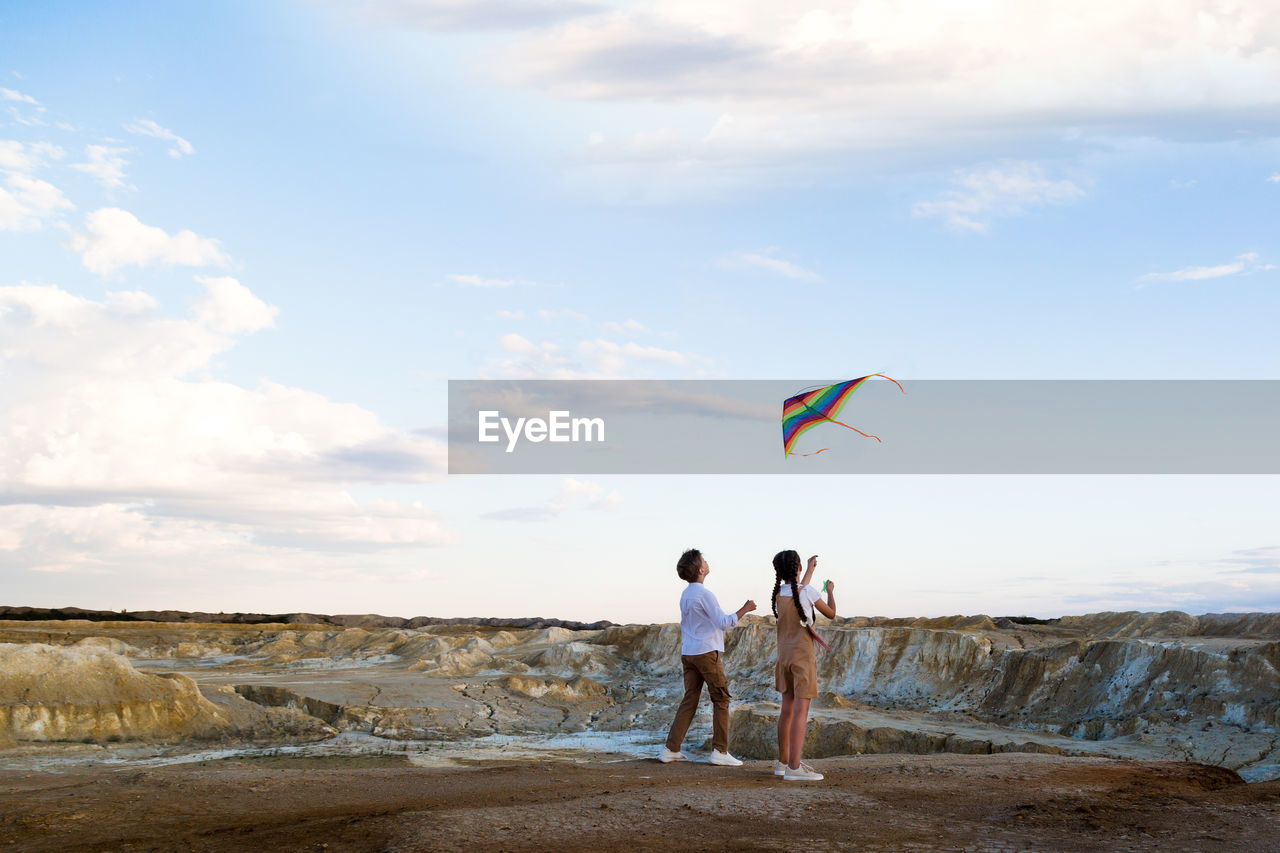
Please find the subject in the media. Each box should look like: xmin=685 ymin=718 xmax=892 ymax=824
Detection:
xmin=0 ymin=611 xmax=1277 ymax=779
xmin=72 ymin=636 xmax=138 ymax=656
xmin=0 ymin=643 xmax=226 ymax=743
xmin=0 ymin=643 xmax=333 ymax=745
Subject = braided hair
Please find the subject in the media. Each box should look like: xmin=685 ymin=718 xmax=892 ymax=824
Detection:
xmin=771 ymin=550 xmax=808 ymax=625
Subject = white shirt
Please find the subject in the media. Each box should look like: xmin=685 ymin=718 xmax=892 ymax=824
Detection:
xmin=777 ymin=583 xmax=822 ymax=625
xmin=678 ymin=582 xmax=739 ymax=655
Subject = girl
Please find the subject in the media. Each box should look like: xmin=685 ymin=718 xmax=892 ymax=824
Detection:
xmin=772 ymin=550 xmax=836 ymax=781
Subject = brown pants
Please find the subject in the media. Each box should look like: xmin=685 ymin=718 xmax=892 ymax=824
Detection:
xmin=665 ymin=650 xmax=731 ymax=753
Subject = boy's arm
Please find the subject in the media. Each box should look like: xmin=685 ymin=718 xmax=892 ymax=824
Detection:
xmin=703 ymin=589 xmax=752 ymax=629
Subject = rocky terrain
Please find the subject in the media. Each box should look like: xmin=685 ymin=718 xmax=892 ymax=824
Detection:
xmin=4 ymin=753 xmax=1278 ymax=852
xmin=3 ymin=607 xmax=1278 ymax=849
xmin=1 ymin=609 xmax=1277 ymax=783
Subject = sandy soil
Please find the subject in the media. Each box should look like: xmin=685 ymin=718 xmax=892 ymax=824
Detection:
xmin=2 ymin=753 xmax=1278 ymax=852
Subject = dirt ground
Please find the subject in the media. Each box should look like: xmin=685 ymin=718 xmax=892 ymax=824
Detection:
xmin=2 ymin=753 xmax=1278 ymax=852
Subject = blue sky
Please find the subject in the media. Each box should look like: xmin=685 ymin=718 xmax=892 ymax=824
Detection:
xmin=2 ymin=0 xmax=1278 ymax=622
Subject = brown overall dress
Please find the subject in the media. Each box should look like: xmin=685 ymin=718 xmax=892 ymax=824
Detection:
xmin=775 ymin=587 xmax=819 ymax=698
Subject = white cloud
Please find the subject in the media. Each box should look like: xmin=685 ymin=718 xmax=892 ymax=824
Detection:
xmin=496 ymin=331 xmax=575 ymax=376
xmin=124 ymin=118 xmax=194 ymax=158
xmin=497 ymin=309 xmax=527 ymax=320
xmin=1267 ymin=173 xmax=1280 ymax=183
xmin=718 ymin=247 xmax=822 ymax=281
xmin=6 ymin=107 xmax=46 ymax=127
xmin=0 ymin=139 xmax=63 ymax=173
xmin=577 ymin=338 xmax=687 ymax=373
xmin=70 ymin=145 xmax=130 ymax=189
xmin=0 ymin=283 xmax=452 ymax=577
xmin=71 ymin=207 xmax=229 ymax=275
xmin=600 ymin=318 xmax=649 ymax=335
xmin=492 ymin=332 xmax=695 ymax=378
xmin=447 ymin=272 xmax=536 ymax=288
xmin=384 ymin=0 xmax=1280 ymax=195
xmin=912 ymin=161 xmax=1087 ymax=233
xmin=0 ymin=173 xmax=73 ymax=231
xmin=354 ymin=0 xmax=605 ymax=31
xmin=501 ymin=2 xmax=1280 ymax=123
xmin=536 ymin=308 xmax=588 ymax=321
xmin=483 ymin=477 xmax=622 ymax=522
xmin=0 ymin=87 xmax=38 ymax=105
xmin=192 ymin=275 xmax=279 ymax=334
xmin=1138 ymin=252 xmax=1276 ymax=286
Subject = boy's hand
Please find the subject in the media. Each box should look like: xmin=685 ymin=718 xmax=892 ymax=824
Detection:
xmin=738 ymin=599 xmax=757 ymax=618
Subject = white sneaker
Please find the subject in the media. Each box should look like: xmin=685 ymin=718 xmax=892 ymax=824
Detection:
xmin=659 ymin=747 xmax=687 ymax=763
xmin=783 ymin=765 xmax=824 ymax=781
xmin=708 ymin=749 xmax=743 ymax=767
xmin=774 ymin=761 xmax=815 ymax=776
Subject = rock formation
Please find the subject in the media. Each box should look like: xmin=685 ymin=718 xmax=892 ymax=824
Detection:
xmin=0 ymin=643 xmax=333 ymax=745
xmin=0 ymin=609 xmax=1276 ymax=781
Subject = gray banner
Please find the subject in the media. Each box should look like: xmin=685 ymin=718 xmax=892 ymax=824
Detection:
xmin=447 ymin=380 xmax=1280 ymax=474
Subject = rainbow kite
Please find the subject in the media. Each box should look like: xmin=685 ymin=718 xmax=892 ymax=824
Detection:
xmin=782 ymin=375 xmax=905 ymax=457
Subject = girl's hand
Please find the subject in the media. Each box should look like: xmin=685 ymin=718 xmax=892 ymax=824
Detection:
xmin=824 ymin=580 xmax=836 ymax=594
xmin=807 ymin=555 xmax=818 ymax=572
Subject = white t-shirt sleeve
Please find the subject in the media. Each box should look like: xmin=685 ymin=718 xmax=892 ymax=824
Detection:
xmin=801 ymin=584 xmax=822 ymax=623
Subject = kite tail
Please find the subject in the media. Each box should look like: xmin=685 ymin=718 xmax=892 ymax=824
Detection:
xmin=872 ymin=373 xmax=906 ymax=395
xmin=824 ymin=417 xmax=882 ymax=443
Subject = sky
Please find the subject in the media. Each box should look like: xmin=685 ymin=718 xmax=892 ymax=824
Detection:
xmin=1 ymin=0 xmax=1278 ymax=623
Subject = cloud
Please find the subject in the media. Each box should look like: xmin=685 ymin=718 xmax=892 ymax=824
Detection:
xmin=501 ymin=2 xmax=1280 ymax=124
xmin=377 ymin=0 xmax=1280 ymax=196
xmin=354 ymin=0 xmax=606 ymax=31
xmin=71 ymin=207 xmax=229 ymax=274
xmin=124 ymin=118 xmax=194 ymax=158
xmin=1268 ymin=173 xmax=1280 ymax=183
xmin=0 ymin=87 xmax=39 ymax=105
xmin=1138 ymin=252 xmax=1276 ymax=286
xmin=1218 ymin=546 xmax=1280 ymax=575
xmin=192 ymin=275 xmax=279 ymax=334
xmin=492 ymin=332 xmax=696 ymax=378
xmin=578 ymin=338 xmax=686 ymax=373
xmin=455 ymin=380 xmax=773 ymax=422
xmin=0 ymin=173 xmax=74 ymax=231
xmin=497 ymin=309 xmax=526 ymax=320
xmin=912 ymin=161 xmax=1087 ymax=233
xmin=482 ymin=477 xmax=622 ymax=522
xmin=446 ymin=273 xmax=538 ymax=288
xmin=600 ymin=318 xmax=649 ymax=335
xmin=70 ymin=145 xmax=130 ymax=189
xmin=718 ymin=247 xmax=822 ymax=281
xmin=535 ymin=308 xmax=588 ymax=321
xmin=495 ymin=331 xmax=574 ymax=376
xmin=0 ymin=140 xmax=64 ymax=173
xmin=1059 ymin=551 xmax=1280 ymax=613
xmin=0 ymin=283 xmax=452 ymax=572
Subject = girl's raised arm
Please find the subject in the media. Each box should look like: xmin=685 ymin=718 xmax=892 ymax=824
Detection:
xmin=800 ymin=554 xmax=818 ymax=587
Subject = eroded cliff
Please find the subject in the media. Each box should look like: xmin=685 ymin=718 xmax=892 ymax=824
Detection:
xmin=0 ymin=610 xmax=1275 ymax=779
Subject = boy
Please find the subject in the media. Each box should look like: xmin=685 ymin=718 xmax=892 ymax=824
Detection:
xmin=660 ymin=548 xmax=756 ymax=766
